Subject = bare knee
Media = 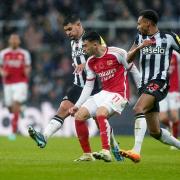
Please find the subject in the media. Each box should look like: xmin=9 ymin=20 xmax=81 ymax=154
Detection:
xmin=133 ymin=105 xmax=144 ymax=114
xmin=148 ymin=127 xmax=161 ymax=139
xmin=96 ymin=107 xmax=109 ymax=118
xmin=57 ymin=100 xmax=73 ymax=118
xmin=75 ymin=107 xmax=90 ymax=121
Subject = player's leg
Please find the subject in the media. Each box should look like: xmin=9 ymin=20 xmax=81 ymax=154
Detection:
xmin=28 ymin=85 xmax=90 ymax=149
xmin=94 ymin=116 xmax=124 ymax=161
xmin=170 ymin=110 xmax=179 ymax=138
xmin=42 ymin=99 xmax=73 ymax=141
xmin=95 ymin=106 xmax=112 ymax=162
xmin=169 ymin=109 xmax=180 ymax=149
xmin=11 ymin=101 xmax=21 ymax=134
xmin=131 ymin=112 xmax=147 ymax=157
xmin=120 ymin=93 xmax=152 ymax=162
xmin=3 ymin=84 xmax=14 ymax=140
xmin=159 ymin=97 xmax=171 ymax=129
xmin=94 ymin=92 xmax=128 ymax=162
xmin=8 ymin=83 xmax=28 ymax=140
xmin=146 ymin=112 xmax=180 ymax=149
xmin=41 ymin=85 xmax=82 ymax=142
xmin=74 ymin=105 xmax=95 ymax=162
xmin=168 ymin=92 xmax=180 ymax=139
xmin=121 ymin=80 xmax=172 ymax=162
xmin=8 ymin=101 xmax=20 ymax=140
xmin=92 ymin=92 xmax=115 ymax=162
xmin=28 ymin=98 xmax=75 ymax=147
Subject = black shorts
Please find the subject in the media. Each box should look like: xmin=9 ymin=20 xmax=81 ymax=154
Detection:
xmin=138 ymin=79 xmax=169 ymax=112
xmin=62 ymin=84 xmax=100 ymax=104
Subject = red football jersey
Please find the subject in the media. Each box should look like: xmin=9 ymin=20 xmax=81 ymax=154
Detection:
xmin=0 ymin=48 xmax=31 ymax=84
xmin=169 ymin=51 xmax=180 ymax=92
xmin=86 ymin=47 xmax=129 ymax=99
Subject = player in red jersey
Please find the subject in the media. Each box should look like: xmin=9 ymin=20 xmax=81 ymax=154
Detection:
xmin=0 ymin=34 xmax=31 ymax=140
xmin=28 ymin=14 xmax=124 ymax=162
xmin=160 ymin=51 xmax=180 ymax=148
xmin=69 ymin=31 xmax=140 ymax=162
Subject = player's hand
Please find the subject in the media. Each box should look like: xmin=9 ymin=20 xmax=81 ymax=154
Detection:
xmin=73 ymin=63 xmax=85 ymax=74
xmin=0 ymin=70 xmax=8 ymax=77
xmin=139 ymin=39 xmax=155 ymax=48
xmin=69 ymin=106 xmax=79 ymax=116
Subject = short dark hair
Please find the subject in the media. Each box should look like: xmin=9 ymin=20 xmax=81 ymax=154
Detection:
xmin=82 ymin=31 xmax=101 ymax=44
xmin=139 ymin=9 xmax=159 ymax=24
xmin=63 ymin=13 xmax=80 ymax=26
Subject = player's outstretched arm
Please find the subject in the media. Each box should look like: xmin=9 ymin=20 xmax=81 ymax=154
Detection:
xmin=127 ymin=40 xmax=155 ymax=63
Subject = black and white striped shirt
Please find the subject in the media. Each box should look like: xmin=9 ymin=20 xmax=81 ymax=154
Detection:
xmin=135 ymin=31 xmax=180 ymax=87
xmin=71 ymin=35 xmax=87 ymax=87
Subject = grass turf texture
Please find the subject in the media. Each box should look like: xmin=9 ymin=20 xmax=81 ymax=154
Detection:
xmin=0 ymin=136 xmax=180 ymax=180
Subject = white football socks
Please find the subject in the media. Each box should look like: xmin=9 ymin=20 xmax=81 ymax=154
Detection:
xmin=159 ymin=128 xmax=180 ymax=149
xmin=43 ymin=115 xmax=63 ymax=141
xmin=133 ymin=115 xmax=147 ymax=154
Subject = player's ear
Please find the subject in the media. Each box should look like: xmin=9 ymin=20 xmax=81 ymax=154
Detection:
xmin=76 ymin=21 xmax=81 ymax=27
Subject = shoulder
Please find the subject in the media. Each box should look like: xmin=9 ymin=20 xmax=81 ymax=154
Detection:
xmin=86 ymin=56 xmax=95 ymax=70
xmin=86 ymin=55 xmax=95 ymax=64
xmin=18 ymin=48 xmax=31 ymax=57
xmin=160 ymin=31 xmax=179 ymax=39
xmin=0 ymin=48 xmax=11 ymax=55
xmin=134 ymin=32 xmax=142 ymax=44
xmin=108 ymin=47 xmax=127 ymax=55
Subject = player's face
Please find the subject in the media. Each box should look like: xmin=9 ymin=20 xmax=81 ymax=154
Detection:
xmin=64 ymin=22 xmax=81 ymax=40
xmin=82 ymin=40 xmax=95 ymax=56
xmin=9 ymin=34 xmax=21 ymax=49
xmin=137 ymin=16 xmax=150 ymax=35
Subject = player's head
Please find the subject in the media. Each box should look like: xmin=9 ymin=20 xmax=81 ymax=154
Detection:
xmin=9 ymin=33 xmax=21 ymax=49
xmin=137 ymin=9 xmax=159 ymax=35
xmin=63 ymin=13 xmax=83 ymax=40
xmin=82 ymin=31 xmax=101 ymax=56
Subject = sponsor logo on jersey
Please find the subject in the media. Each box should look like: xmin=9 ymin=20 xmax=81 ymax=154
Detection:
xmin=72 ymin=48 xmax=85 ymax=58
xmin=5 ymin=60 xmax=22 ymax=67
xmin=98 ymin=68 xmax=116 ymax=81
xmin=142 ymin=46 xmax=165 ymax=55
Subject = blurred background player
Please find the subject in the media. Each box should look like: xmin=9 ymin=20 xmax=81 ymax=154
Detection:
xmin=28 ymin=14 xmax=122 ymax=162
xmin=69 ymin=31 xmax=140 ymax=162
xmin=159 ymin=51 xmax=180 ymax=149
xmin=0 ymin=33 xmax=31 ymax=140
xmin=120 ymin=9 xmax=180 ymax=163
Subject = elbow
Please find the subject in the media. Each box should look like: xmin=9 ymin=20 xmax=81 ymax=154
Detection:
xmin=127 ymin=54 xmax=132 ymax=63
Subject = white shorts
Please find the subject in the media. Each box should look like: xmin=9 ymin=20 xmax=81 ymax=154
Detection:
xmin=82 ymin=90 xmax=128 ymax=117
xmin=159 ymin=92 xmax=180 ymax=112
xmin=3 ymin=82 xmax=28 ymax=106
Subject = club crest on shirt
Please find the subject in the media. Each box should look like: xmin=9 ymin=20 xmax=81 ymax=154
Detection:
xmin=107 ymin=60 xmax=113 ymax=66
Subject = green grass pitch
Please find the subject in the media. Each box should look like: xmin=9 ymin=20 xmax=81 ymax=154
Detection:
xmin=0 ymin=135 xmax=180 ymax=180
